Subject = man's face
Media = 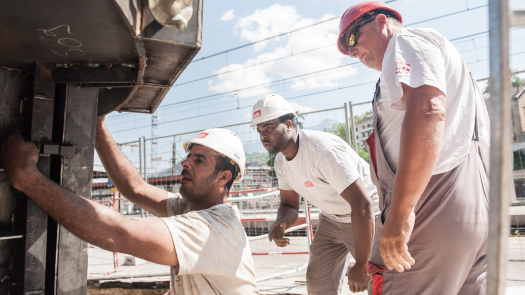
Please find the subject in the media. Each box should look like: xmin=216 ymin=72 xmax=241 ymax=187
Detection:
xmin=256 ymin=120 xmax=290 ymax=154
xmin=179 ymin=145 xmax=220 ymax=202
xmin=346 ymin=14 xmax=391 ymax=71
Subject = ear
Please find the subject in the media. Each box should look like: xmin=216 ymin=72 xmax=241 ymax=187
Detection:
xmin=285 ymin=120 xmax=293 ymax=131
xmin=217 ymin=170 xmax=233 ymax=187
xmin=376 ymin=14 xmax=388 ymax=27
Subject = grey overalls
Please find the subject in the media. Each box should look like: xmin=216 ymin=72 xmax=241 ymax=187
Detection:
xmin=365 ymin=79 xmax=489 ymax=295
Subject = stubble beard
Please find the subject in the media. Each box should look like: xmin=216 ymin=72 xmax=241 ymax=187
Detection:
xmin=265 ymin=127 xmax=290 ymax=154
xmin=179 ymin=172 xmax=218 ymax=204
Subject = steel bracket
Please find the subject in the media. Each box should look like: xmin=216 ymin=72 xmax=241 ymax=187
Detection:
xmin=40 ymin=144 xmax=76 ymax=157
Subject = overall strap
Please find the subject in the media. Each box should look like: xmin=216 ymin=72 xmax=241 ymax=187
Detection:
xmin=469 ymin=72 xmax=480 ymax=142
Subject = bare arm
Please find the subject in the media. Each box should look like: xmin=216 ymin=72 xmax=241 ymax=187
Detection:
xmin=96 ymin=117 xmax=169 ymax=217
xmin=340 ymin=178 xmax=374 ymax=270
xmin=380 ymin=84 xmax=446 ymax=272
xmin=268 ymin=189 xmax=300 ymax=247
xmin=0 ymin=131 xmax=177 ymax=266
xmin=340 ymin=179 xmax=374 ymax=293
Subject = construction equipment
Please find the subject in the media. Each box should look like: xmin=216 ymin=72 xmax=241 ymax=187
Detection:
xmin=0 ymin=0 xmax=202 ymax=294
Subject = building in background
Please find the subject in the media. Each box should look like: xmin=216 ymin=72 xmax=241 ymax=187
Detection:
xmin=354 ymin=112 xmax=374 ymax=149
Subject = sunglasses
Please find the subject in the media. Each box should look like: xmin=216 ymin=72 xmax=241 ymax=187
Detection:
xmin=345 ymin=18 xmax=375 ymax=48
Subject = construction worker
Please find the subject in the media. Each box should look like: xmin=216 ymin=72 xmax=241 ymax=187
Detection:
xmin=337 ymin=1 xmax=490 ymax=294
xmin=0 ymin=119 xmax=260 ymax=295
xmin=252 ymin=94 xmax=380 ymax=294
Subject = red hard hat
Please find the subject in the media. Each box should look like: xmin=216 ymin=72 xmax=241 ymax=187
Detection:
xmin=337 ymin=1 xmax=402 ymax=55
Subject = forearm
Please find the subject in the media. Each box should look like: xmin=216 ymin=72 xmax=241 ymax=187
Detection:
xmin=96 ymin=120 xmax=168 ymax=216
xmin=392 ymin=99 xmax=445 ymax=213
xmin=18 ymin=168 xmax=130 ymax=252
xmin=276 ymin=204 xmax=299 ymax=229
xmin=96 ymin=120 xmax=145 ymax=193
xmin=350 ymin=200 xmax=374 ymax=267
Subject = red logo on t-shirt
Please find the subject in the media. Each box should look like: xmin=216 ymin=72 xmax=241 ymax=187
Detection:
xmin=395 ymin=62 xmax=410 ymax=74
xmin=304 ymin=181 xmax=314 ymax=188
xmin=253 ymin=110 xmax=261 ymax=119
xmin=196 ymin=132 xmax=209 ymax=138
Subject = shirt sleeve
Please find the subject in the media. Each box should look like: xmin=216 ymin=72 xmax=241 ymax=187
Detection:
xmin=382 ymin=33 xmax=447 ymax=111
xmin=166 ymin=192 xmax=190 ymax=216
xmin=275 ymin=155 xmax=293 ymax=191
xmin=316 ymin=144 xmax=361 ymax=194
xmin=161 ymin=207 xmax=246 ymax=276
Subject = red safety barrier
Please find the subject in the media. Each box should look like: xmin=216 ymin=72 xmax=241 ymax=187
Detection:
xmin=241 ymin=217 xmax=306 ymax=227
xmin=96 ymin=191 xmax=126 ymax=275
xmin=252 ymin=252 xmax=309 ymax=255
xmin=229 ymin=188 xmax=279 ymax=195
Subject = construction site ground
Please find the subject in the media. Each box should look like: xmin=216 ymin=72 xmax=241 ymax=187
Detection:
xmin=87 ymin=237 xmax=525 ymax=295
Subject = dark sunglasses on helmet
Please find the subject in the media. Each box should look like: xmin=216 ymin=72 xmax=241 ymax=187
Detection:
xmin=345 ymin=18 xmax=375 ymax=48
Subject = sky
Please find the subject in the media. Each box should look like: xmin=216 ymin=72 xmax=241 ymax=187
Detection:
xmin=102 ymin=0 xmax=525 ymax=146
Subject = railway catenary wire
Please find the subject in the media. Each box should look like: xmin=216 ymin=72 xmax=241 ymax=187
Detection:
xmin=106 ymin=4 xmax=501 ymax=123
xmin=110 ymin=55 xmax=525 ymax=134
xmin=107 ymin=33 xmax=525 ymax=130
xmin=107 ymin=37 xmax=525 ymax=132
xmin=171 ymin=4 xmax=489 ymax=88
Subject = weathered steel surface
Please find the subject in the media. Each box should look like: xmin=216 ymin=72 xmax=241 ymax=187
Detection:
xmin=55 ymin=85 xmax=98 ymax=295
xmin=23 ymin=63 xmax=56 ymax=294
xmin=0 ymin=67 xmax=30 ymax=294
xmin=0 ymin=0 xmax=203 ymax=116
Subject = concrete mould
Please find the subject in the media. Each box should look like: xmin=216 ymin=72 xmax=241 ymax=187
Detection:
xmin=0 ymin=0 xmax=203 ymax=116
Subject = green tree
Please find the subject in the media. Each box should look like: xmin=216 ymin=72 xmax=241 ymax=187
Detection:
xmin=296 ymin=110 xmax=305 ymax=129
xmin=354 ymin=110 xmax=373 ymax=123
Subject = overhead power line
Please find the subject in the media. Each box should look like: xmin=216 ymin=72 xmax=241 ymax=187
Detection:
xmin=107 ymin=4 xmax=499 ymax=124
xmin=110 ymin=53 xmax=525 ymax=134
xmin=189 ymin=0 xmax=398 ymax=64
xmin=174 ymin=4 xmax=488 ymax=88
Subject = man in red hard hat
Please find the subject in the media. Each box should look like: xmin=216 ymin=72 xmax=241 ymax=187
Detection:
xmin=337 ymin=1 xmax=490 ymax=294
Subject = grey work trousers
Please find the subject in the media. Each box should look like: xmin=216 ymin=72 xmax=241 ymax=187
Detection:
xmin=368 ymin=140 xmax=489 ymax=295
xmin=306 ymin=213 xmax=356 ymax=295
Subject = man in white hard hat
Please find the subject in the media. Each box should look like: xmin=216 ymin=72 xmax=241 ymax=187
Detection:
xmin=337 ymin=2 xmax=490 ymax=294
xmin=0 ymin=117 xmax=260 ymax=295
xmin=251 ymin=94 xmax=380 ymax=294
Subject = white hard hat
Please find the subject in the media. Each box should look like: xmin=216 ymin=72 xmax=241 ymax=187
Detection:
xmin=183 ymin=128 xmax=246 ymax=183
xmin=250 ymin=94 xmax=297 ymax=127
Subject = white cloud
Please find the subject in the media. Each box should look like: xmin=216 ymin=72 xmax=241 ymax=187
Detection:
xmin=289 ymin=101 xmax=315 ymax=113
xmin=208 ymin=5 xmax=357 ymax=96
xmin=220 ymin=9 xmax=235 ymax=21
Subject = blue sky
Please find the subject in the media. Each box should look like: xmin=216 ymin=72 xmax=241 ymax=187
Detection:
xmin=104 ymin=0 xmax=525 ymax=144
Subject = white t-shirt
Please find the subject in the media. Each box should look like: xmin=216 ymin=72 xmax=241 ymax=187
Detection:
xmin=378 ymin=28 xmax=490 ymax=174
xmin=161 ymin=193 xmax=259 ymax=295
xmin=275 ymin=129 xmax=380 ymax=223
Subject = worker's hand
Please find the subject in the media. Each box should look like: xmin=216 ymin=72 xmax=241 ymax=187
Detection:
xmin=96 ymin=114 xmax=106 ymax=125
xmin=347 ymin=264 xmax=369 ymax=293
xmin=379 ymin=208 xmax=416 ymax=273
xmin=268 ymin=219 xmax=289 ymax=247
xmin=0 ymin=129 xmax=40 ymax=190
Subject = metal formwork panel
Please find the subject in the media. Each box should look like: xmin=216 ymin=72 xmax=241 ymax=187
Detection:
xmin=55 ymin=85 xmax=99 ymax=294
xmin=0 ymin=67 xmax=31 ymax=295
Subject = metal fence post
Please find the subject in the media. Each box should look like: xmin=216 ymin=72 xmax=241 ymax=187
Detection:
xmin=139 ymin=137 xmax=143 ymax=179
xmin=303 ymin=198 xmax=312 ymax=251
xmin=349 ymin=101 xmax=358 ymax=151
xmin=488 ymin=0 xmax=511 ymax=294
xmin=141 ymin=136 xmax=147 ymax=218
xmin=344 ymin=102 xmax=351 ymax=146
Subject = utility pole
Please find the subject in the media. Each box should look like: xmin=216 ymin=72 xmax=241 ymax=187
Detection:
xmin=151 ymin=112 xmax=159 ymax=174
